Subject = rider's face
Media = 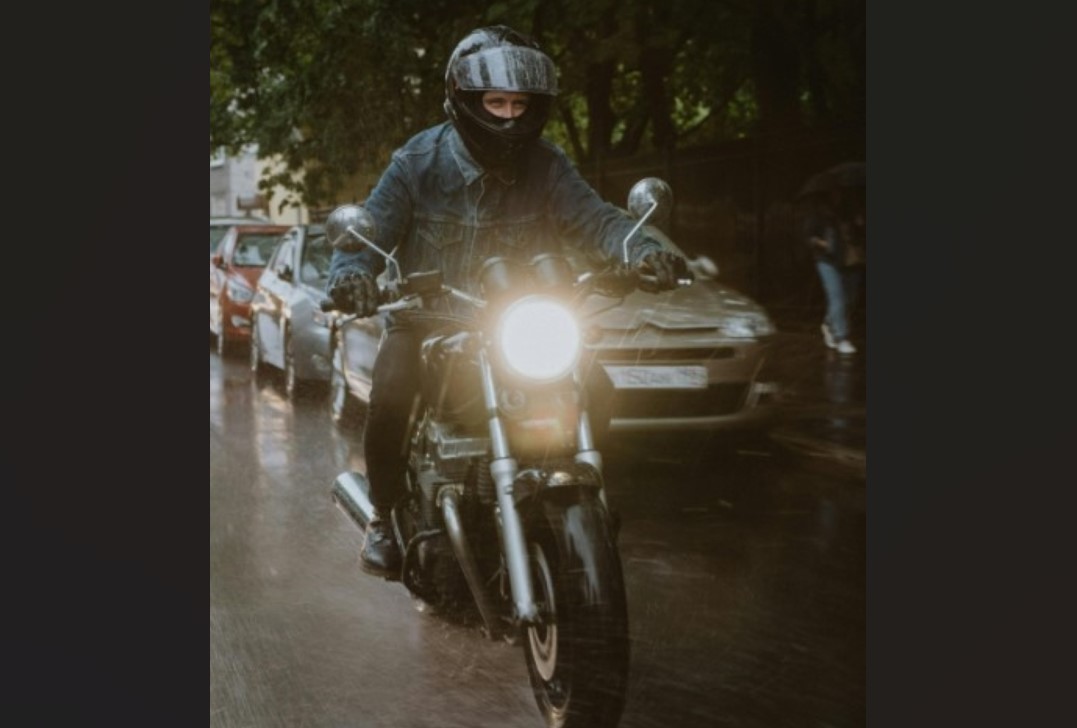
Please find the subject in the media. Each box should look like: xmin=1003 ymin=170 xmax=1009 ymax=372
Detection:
xmin=482 ymin=91 xmax=531 ymax=119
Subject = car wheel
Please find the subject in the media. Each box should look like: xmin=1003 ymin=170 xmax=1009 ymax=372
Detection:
xmin=329 ymin=340 xmax=362 ymax=428
xmin=250 ymin=318 xmax=269 ymax=385
xmin=283 ymin=326 xmax=299 ymax=400
xmin=215 ymin=303 xmax=232 ymax=358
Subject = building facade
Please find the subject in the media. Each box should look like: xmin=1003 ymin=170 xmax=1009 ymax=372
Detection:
xmin=210 ymin=146 xmax=310 ymax=225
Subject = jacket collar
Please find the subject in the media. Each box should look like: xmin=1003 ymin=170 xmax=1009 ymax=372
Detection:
xmin=447 ymin=124 xmax=518 ymax=186
xmin=447 ymin=126 xmax=485 ymax=186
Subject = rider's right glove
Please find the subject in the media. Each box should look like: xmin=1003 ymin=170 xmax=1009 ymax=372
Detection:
xmin=327 ymin=268 xmax=379 ymax=316
xmin=639 ymin=250 xmax=692 ymax=292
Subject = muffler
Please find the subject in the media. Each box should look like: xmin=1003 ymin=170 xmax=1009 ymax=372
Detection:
xmin=332 ymin=471 xmax=374 ymax=532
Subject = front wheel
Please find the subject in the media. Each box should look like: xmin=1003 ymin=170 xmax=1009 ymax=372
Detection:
xmin=523 ymin=497 xmax=630 ymax=728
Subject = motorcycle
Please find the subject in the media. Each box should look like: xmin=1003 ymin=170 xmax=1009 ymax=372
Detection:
xmin=323 ymin=178 xmax=690 ymax=728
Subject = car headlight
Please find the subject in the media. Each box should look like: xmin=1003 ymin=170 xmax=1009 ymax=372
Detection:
xmin=755 ymin=317 xmax=776 ymax=336
xmin=497 ymin=296 xmax=580 ymax=381
xmin=723 ymin=315 xmax=775 ymax=338
xmin=227 ymin=277 xmax=254 ymax=303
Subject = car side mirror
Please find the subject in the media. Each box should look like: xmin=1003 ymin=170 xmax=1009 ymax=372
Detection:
xmin=279 ymin=265 xmax=293 ymax=282
xmin=212 ymin=253 xmax=224 ymax=268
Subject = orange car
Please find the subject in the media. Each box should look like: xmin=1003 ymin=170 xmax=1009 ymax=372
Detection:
xmin=210 ymin=223 xmax=289 ymax=356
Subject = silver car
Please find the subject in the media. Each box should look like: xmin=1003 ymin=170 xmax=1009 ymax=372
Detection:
xmin=569 ymin=239 xmax=780 ymax=435
xmin=249 ymin=224 xmax=334 ymax=398
xmin=327 ymin=236 xmax=779 ymax=436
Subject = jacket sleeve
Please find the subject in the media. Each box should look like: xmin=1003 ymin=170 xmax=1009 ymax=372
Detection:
xmin=327 ymin=154 xmax=413 ymax=285
xmin=545 ymin=148 xmax=662 ymax=266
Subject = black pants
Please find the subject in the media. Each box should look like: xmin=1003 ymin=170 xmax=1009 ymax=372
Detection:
xmin=363 ymin=318 xmax=614 ymax=511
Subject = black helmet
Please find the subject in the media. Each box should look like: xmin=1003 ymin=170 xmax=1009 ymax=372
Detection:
xmin=443 ymin=26 xmax=559 ymax=170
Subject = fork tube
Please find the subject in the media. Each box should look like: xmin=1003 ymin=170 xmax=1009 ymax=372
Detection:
xmin=478 ymin=349 xmax=537 ymax=622
xmin=574 ymin=376 xmax=606 ymax=506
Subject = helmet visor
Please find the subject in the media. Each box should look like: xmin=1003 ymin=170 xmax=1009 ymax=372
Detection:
xmin=450 ymin=46 xmax=559 ymax=95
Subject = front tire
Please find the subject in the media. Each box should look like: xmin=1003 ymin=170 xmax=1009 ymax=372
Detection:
xmin=524 ymin=498 xmax=630 ymax=728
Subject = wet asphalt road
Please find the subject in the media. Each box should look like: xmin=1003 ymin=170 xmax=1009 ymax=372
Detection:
xmin=210 ymin=334 xmax=866 ymax=728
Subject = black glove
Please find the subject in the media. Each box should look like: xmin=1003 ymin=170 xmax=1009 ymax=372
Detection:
xmin=594 ymin=262 xmax=640 ymax=299
xmin=327 ymin=268 xmax=379 ymax=316
xmin=639 ymin=250 xmax=692 ymax=291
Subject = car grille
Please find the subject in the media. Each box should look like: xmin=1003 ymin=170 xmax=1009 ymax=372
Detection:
xmin=594 ymin=347 xmax=737 ymax=363
xmin=611 ymin=383 xmax=750 ymax=418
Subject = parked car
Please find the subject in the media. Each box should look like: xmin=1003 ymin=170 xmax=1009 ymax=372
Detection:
xmin=326 ymin=234 xmax=780 ymax=438
xmin=211 ymin=215 xmax=268 ymax=257
xmin=210 ymin=223 xmax=290 ymax=356
xmin=248 ymin=224 xmax=334 ymax=398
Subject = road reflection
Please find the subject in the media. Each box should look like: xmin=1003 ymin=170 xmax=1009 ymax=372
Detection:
xmin=211 ymin=346 xmax=864 ymax=728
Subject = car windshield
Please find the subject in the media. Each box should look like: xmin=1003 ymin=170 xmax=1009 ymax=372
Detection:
xmin=300 ymin=234 xmax=332 ymax=285
xmin=232 ymin=233 xmax=282 ymax=268
xmin=210 ymin=225 xmax=231 ymax=254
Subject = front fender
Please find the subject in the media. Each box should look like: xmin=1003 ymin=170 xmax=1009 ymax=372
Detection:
xmin=526 ymin=486 xmax=625 ymax=609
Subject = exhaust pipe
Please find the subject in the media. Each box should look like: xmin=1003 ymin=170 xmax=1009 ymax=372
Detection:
xmin=332 ymin=471 xmax=374 ymax=532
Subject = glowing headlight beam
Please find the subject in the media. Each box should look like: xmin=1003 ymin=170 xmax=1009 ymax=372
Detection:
xmin=498 ymin=297 xmax=580 ymax=381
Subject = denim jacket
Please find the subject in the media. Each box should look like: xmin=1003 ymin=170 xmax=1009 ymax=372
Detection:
xmin=328 ymin=122 xmax=661 ymax=295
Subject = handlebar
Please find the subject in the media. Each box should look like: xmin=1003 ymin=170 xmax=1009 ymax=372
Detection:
xmin=583 ymin=266 xmax=693 ymax=300
xmin=319 ymin=264 xmax=693 ymax=316
xmin=319 ymin=281 xmax=481 ymax=316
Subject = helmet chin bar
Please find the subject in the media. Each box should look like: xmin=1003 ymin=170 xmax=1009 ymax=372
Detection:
xmin=446 ymin=102 xmax=544 ymax=172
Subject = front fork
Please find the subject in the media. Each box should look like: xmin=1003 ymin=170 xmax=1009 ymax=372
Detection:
xmin=479 ymin=351 xmax=607 ymax=624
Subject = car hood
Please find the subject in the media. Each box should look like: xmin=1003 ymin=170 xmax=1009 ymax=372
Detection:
xmin=580 ymin=280 xmax=772 ymax=333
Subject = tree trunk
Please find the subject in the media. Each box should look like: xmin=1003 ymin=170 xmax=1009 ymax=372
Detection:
xmin=750 ymin=0 xmax=803 ymax=137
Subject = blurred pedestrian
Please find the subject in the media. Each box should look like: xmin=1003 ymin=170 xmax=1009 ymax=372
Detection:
xmin=802 ymin=188 xmax=864 ymax=354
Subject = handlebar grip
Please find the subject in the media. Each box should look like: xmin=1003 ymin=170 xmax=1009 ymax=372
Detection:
xmin=637 ymin=273 xmax=694 ymax=293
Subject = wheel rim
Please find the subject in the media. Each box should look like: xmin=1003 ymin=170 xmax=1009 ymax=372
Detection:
xmin=249 ymin=321 xmax=260 ymax=373
xmin=527 ymin=544 xmax=560 ymax=684
xmin=216 ymin=306 xmax=226 ymax=356
xmin=284 ymin=330 xmax=296 ymax=397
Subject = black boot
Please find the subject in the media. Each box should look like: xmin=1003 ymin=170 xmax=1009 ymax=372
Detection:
xmin=359 ymin=511 xmax=401 ymax=578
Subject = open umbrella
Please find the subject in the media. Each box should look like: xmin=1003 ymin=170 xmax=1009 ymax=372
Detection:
xmin=797 ymin=161 xmax=865 ymax=198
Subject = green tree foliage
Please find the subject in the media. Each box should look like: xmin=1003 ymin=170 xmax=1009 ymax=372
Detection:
xmin=210 ymin=0 xmax=863 ymax=210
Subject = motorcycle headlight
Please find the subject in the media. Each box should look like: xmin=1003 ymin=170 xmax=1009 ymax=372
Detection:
xmin=497 ymin=296 xmax=580 ymax=382
xmin=227 ymin=276 xmax=254 ymax=303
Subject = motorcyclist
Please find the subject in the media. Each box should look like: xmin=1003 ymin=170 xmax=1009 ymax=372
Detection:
xmin=326 ymin=25 xmax=689 ymax=577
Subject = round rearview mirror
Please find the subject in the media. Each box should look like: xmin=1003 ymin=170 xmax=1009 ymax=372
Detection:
xmin=326 ymin=204 xmax=376 ymax=252
xmin=627 ymin=177 xmax=673 ymax=221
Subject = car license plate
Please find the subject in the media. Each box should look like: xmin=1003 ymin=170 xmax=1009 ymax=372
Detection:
xmin=603 ymin=365 xmax=708 ymax=390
